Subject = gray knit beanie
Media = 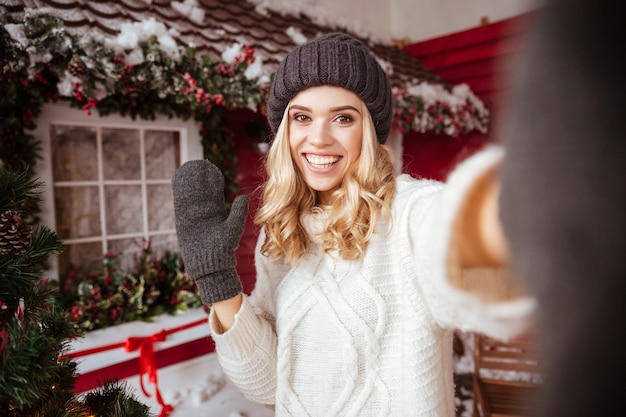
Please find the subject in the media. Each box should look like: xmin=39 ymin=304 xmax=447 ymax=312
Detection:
xmin=267 ymin=32 xmax=393 ymax=144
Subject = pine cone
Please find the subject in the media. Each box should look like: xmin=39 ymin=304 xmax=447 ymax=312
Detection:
xmin=0 ymin=211 xmax=33 ymax=256
xmin=67 ymin=57 xmax=87 ymax=76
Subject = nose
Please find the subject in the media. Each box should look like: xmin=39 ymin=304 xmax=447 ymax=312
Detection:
xmin=307 ymin=120 xmax=333 ymax=146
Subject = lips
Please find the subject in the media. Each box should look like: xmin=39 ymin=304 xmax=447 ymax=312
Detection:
xmin=305 ymin=154 xmax=340 ymax=168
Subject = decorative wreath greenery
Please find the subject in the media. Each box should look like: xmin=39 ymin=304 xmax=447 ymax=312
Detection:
xmin=1 ymin=11 xmax=264 ymax=199
xmin=56 ymin=247 xmax=204 ymax=332
xmin=1 ymin=10 xmax=490 ymax=197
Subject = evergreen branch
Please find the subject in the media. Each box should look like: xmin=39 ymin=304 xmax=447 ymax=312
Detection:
xmin=0 ymin=168 xmax=44 ymax=215
xmin=24 ymin=225 xmax=65 ymax=272
xmin=83 ymin=379 xmax=154 ymax=417
xmin=0 ymin=308 xmax=84 ymax=413
xmin=0 ymin=226 xmax=63 ymax=295
xmin=0 ymin=318 xmax=68 ymax=408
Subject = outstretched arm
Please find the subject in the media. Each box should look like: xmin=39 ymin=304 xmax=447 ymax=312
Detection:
xmin=454 ymin=165 xmax=509 ymax=268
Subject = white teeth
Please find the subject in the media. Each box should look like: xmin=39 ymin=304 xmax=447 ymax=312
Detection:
xmin=305 ymin=154 xmax=339 ymax=168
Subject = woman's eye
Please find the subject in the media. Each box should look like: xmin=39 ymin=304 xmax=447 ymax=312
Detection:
xmin=293 ymin=114 xmax=310 ymax=122
xmin=335 ymin=114 xmax=354 ymax=123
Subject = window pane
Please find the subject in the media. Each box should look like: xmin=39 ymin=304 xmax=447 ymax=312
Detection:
xmin=54 ymin=186 xmax=101 ymax=239
xmin=51 ymin=125 xmax=98 ymax=181
xmin=108 ymin=237 xmax=144 ymax=272
xmin=58 ymin=242 xmax=103 ymax=276
xmin=145 ymin=130 xmax=180 ymax=180
xmin=102 ymin=128 xmax=140 ymax=180
xmin=148 ymin=184 xmax=175 ymax=231
xmin=48 ymin=120 xmax=184 ymax=279
xmin=149 ymin=234 xmax=180 ymax=260
xmin=105 ymin=185 xmax=143 ymax=235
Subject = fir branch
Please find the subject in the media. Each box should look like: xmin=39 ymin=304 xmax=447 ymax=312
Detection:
xmin=0 ymin=226 xmax=63 ymax=296
xmin=0 ymin=318 xmax=70 ymax=408
xmin=23 ymin=225 xmax=64 ymax=272
xmin=83 ymin=379 xmax=154 ymax=417
xmin=0 ymin=168 xmax=44 ymax=215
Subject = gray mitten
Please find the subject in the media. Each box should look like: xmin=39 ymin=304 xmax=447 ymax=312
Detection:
xmin=172 ymin=159 xmax=249 ymax=304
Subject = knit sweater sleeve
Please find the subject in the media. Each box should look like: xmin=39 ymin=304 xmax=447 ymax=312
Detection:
xmin=208 ymin=229 xmax=285 ymax=405
xmin=400 ymin=146 xmax=536 ymax=339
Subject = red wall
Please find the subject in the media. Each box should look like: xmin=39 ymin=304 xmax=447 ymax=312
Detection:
xmin=401 ymin=130 xmax=487 ymax=181
xmin=400 ymin=11 xmax=536 ymax=181
xmin=402 ymin=11 xmax=536 ymax=116
xmin=228 ymin=109 xmax=268 ymax=294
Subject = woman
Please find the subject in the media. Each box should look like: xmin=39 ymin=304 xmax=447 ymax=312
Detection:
xmin=172 ymin=32 xmax=535 ymax=417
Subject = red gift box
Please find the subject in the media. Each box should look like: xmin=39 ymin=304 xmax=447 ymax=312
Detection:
xmin=66 ymin=308 xmax=214 ymax=415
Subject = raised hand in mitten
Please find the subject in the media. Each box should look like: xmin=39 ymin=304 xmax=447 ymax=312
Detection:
xmin=172 ymin=160 xmax=249 ymax=305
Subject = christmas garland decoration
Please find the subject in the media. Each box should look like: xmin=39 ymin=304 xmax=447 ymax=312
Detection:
xmin=1 ymin=10 xmax=490 ymax=193
xmin=58 ymin=248 xmax=204 ymax=332
xmin=392 ymin=83 xmax=490 ymax=138
xmin=1 ymin=11 xmax=264 ymax=198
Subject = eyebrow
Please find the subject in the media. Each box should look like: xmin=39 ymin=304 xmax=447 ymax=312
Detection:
xmin=289 ymin=104 xmax=361 ymax=114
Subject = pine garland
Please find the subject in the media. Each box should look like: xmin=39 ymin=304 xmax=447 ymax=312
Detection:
xmin=58 ymin=249 xmax=203 ymax=332
xmin=1 ymin=11 xmax=265 ymax=197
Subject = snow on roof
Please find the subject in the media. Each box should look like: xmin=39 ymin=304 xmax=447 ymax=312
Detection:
xmin=3 ymin=0 xmax=450 ymax=90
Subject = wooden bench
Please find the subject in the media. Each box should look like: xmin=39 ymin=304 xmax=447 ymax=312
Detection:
xmin=472 ymin=332 xmax=544 ymax=417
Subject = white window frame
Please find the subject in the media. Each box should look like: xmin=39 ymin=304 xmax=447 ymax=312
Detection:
xmin=34 ymin=102 xmax=203 ymax=280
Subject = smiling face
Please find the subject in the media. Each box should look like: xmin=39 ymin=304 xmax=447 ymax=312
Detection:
xmin=288 ymin=85 xmax=364 ymax=205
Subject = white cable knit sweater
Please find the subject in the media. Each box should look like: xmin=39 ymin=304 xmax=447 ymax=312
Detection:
xmin=209 ymin=147 xmax=536 ymax=417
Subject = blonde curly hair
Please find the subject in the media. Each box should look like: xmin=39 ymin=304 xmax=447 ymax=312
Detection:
xmin=254 ymin=100 xmax=396 ymax=265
